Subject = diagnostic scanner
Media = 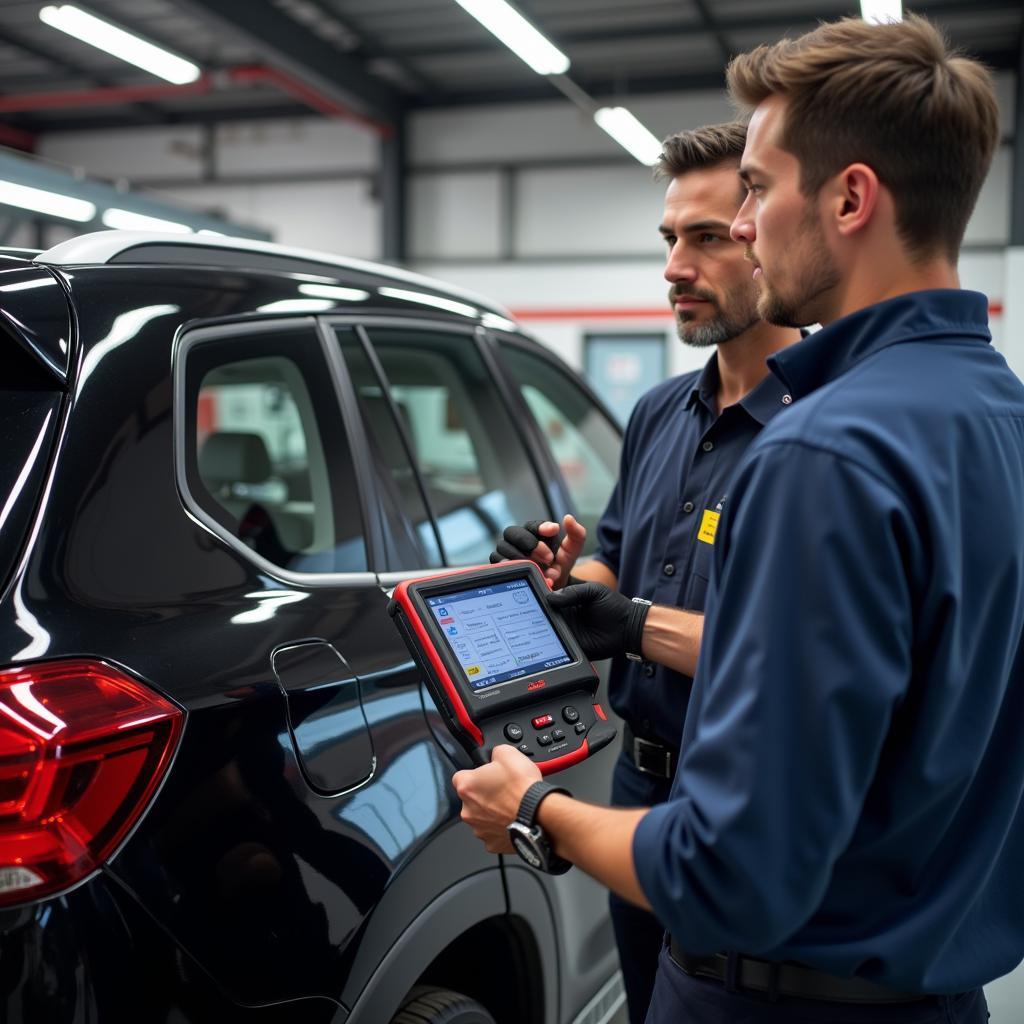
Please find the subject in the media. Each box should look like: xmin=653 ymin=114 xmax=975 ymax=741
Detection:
xmin=388 ymin=561 xmax=616 ymax=774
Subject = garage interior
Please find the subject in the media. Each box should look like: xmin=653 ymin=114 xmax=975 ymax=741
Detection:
xmin=0 ymin=1 xmax=1022 ymax=1021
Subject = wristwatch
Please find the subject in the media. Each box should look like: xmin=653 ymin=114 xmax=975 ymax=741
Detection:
xmin=507 ymin=781 xmax=572 ymax=874
xmin=626 ymin=596 xmax=653 ymax=662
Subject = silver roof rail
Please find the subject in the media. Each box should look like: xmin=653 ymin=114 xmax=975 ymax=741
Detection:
xmin=34 ymin=230 xmax=515 ymax=320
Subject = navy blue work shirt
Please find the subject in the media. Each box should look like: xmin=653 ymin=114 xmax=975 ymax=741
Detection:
xmin=594 ymin=356 xmax=790 ymax=747
xmin=634 ymin=290 xmax=1024 ymax=992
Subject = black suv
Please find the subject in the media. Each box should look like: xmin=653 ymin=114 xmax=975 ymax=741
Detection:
xmin=0 ymin=233 xmax=625 ymax=1024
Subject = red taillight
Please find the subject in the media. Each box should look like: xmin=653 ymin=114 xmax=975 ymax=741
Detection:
xmin=0 ymin=659 xmax=183 ymax=907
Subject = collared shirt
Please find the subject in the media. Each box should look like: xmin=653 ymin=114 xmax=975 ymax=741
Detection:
xmin=594 ymin=356 xmax=790 ymax=748
xmin=634 ymin=290 xmax=1024 ymax=992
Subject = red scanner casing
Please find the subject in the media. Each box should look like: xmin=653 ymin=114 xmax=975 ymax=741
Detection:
xmin=388 ymin=561 xmax=616 ymax=774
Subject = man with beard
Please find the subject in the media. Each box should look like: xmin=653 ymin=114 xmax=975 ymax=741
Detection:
xmin=490 ymin=122 xmax=800 ymax=1024
xmin=460 ymin=15 xmax=1024 ymax=1024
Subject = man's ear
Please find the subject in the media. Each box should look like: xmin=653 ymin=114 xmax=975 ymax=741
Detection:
xmin=831 ymin=163 xmax=880 ymax=239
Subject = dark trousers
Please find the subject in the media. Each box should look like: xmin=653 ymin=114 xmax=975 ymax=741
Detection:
xmin=610 ymin=749 xmax=673 ymax=1024
xmin=645 ymin=947 xmax=990 ymax=1024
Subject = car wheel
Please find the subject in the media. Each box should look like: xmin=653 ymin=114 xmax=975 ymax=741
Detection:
xmin=391 ymin=985 xmax=498 ymax=1024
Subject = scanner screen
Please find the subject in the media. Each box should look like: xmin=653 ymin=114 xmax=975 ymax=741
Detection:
xmin=428 ymin=578 xmax=572 ymax=689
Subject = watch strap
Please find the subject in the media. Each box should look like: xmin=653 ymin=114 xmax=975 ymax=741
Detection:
xmin=516 ymin=780 xmax=570 ymax=828
xmin=625 ymin=596 xmax=652 ymax=662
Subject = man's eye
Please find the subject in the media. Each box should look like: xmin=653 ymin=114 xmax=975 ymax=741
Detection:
xmin=745 ymin=183 xmax=763 ymax=195
xmin=698 ymin=233 xmax=722 ymax=244
xmin=662 ymin=236 xmax=676 ymax=248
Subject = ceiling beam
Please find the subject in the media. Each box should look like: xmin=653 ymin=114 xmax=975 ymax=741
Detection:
xmin=692 ymin=0 xmax=734 ymax=65
xmin=298 ymin=0 xmax=437 ymax=94
xmin=176 ymin=0 xmax=400 ymax=127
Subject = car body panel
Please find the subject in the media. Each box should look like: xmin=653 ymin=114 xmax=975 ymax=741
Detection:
xmin=0 ymin=241 xmax=624 ymax=1023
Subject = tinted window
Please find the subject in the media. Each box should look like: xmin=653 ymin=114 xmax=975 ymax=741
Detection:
xmin=361 ymin=327 xmax=549 ymax=566
xmin=498 ymin=342 xmax=620 ymax=554
xmin=184 ymin=326 xmax=367 ymax=573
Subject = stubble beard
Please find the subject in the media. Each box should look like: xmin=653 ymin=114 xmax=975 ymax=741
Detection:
xmin=757 ymin=207 xmax=840 ymax=328
xmin=674 ymin=288 xmax=761 ymax=349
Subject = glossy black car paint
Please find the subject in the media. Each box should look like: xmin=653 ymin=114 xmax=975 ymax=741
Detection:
xmin=0 ymin=250 xmax=622 ymax=1024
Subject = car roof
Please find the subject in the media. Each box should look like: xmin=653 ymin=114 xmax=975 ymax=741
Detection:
xmin=34 ymin=231 xmax=514 ymax=321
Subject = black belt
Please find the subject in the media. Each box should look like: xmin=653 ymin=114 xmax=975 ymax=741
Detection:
xmin=668 ymin=939 xmax=928 ymax=1005
xmin=623 ymin=722 xmax=676 ymax=779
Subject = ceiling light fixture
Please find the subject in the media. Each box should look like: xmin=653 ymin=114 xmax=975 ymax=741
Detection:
xmin=594 ymin=107 xmax=663 ymax=166
xmin=452 ymin=0 xmax=569 ymax=75
xmin=102 ymin=208 xmax=192 ymax=232
xmin=860 ymin=0 xmax=902 ymax=24
xmin=39 ymin=5 xmax=201 ymax=85
xmin=0 ymin=179 xmax=95 ymax=222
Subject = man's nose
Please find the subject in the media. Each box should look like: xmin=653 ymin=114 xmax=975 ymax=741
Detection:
xmin=664 ymin=243 xmax=698 ymax=284
xmin=730 ymin=196 xmax=755 ymax=244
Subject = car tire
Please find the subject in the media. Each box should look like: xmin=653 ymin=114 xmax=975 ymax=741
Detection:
xmin=391 ymin=985 xmax=498 ymax=1024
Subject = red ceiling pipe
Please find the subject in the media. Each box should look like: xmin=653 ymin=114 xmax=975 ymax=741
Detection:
xmin=0 ymin=65 xmax=390 ymax=136
xmin=0 ymin=76 xmax=215 ymax=113
xmin=227 ymin=65 xmax=392 ymax=137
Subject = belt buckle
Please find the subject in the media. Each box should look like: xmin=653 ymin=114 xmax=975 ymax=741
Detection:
xmin=632 ymin=735 xmax=672 ymax=778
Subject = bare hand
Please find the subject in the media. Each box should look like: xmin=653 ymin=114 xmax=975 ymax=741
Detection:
xmin=452 ymin=745 xmax=542 ymax=854
xmin=548 ymin=513 xmax=586 ymax=587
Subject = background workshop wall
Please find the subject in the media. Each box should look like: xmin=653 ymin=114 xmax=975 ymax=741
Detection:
xmin=33 ymin=75 xmax=1019 ymax=399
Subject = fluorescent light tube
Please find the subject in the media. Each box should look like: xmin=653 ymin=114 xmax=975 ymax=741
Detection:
xmin=453 ymin=0 xmax=569 ymax=75
xmin=0 ymin=179 xmax=95 ymax=222
xmin=102 ymin=208 xmax=192 ymax=232
xmin=860 ymin=0 xmax=902 ymax=24
xmin=594 ymin=107 xmax=663 ymax=166
xmin=39 ymin=5 xmax=201 ymax=85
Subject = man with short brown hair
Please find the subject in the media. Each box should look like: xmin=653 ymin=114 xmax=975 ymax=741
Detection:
xmin=458 ymin=15 xmax=1024 ymax=1023
xmin=490 ymin=120 xmax=801 ymax=1023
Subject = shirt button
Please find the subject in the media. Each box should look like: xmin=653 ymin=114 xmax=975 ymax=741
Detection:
xmin=643 ymin=664 xmax=656 ymax=678
xmin=681 ymin=501 xmax=695 ymax=513
xmin=663 ymin=563 xmax=675 ymax=576
xmin=702 ymin=441 xmax=714 ymax=452
xmin=782 ymin=394 xmax=793 ymax=405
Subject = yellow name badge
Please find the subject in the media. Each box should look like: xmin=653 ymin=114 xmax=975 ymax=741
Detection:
xmin=698 ymin=509 xmax=720 ymax=545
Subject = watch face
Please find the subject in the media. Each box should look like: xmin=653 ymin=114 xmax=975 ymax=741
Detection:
xmin=510 ymin=833 xmax=542 ymax=869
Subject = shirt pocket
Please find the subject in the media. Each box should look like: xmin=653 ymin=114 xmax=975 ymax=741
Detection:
xmin=684 ymin=537 xmax=715 ymax=611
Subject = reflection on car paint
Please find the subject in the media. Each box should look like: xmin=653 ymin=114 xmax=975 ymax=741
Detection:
xmin=339 ymin=741 xmax=450 ymax=861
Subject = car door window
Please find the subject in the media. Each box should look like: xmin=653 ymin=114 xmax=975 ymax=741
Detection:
xmin=497 ymin=341 xmax=620 ymax=554
xmin=335 ymin=326 xmax=444 ymax=570
xmin=183 ymin=325 xmax=368 ymax=574
xmin=359 ymin=326 xmax=549 ymax=567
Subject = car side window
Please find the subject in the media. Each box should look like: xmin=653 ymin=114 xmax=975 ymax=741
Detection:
xmin=335 ymin=326 xmax=444 ymax=570
xmin=359 ymin=326 xmax=549 ymax=567
xmin=496 ymin=341 xmax=620 ymax=555
xmin=183 ymin=325 xmax=368 ymax=574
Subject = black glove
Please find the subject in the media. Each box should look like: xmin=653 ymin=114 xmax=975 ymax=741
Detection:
xmin=490 ymin=520 xmax=562 ymax=565
xmin=546 ymin=582 xmax=650 ymax=662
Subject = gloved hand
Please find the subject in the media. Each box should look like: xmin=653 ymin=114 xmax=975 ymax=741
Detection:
xmin=489 ymin=514 xmax=587 ymax=589
xmin=490 ymin=519 xmax=561 ymax=564
xmin=546 ymin=582 xmax=650 ymax=662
